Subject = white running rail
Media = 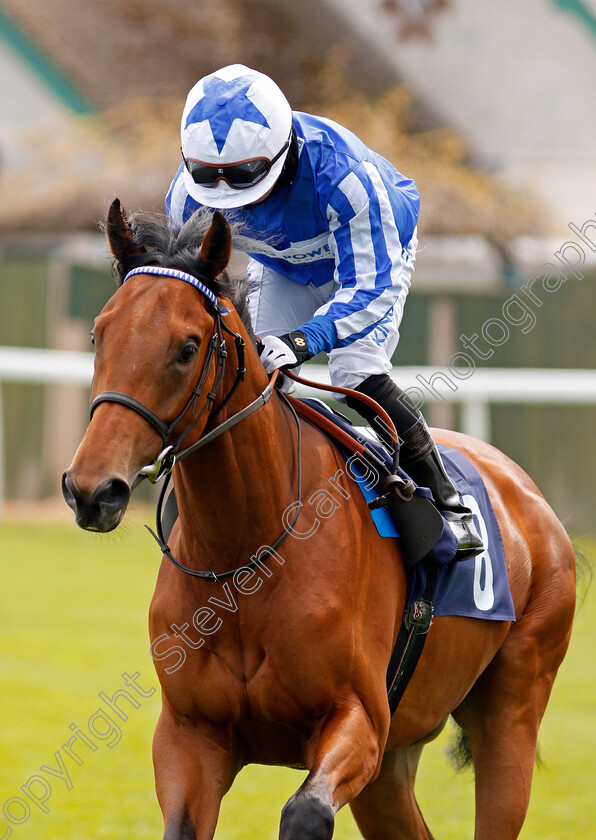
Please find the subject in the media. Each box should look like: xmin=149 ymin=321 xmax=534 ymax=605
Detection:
xmin=1 ymin=346 xmax=596 ymax=510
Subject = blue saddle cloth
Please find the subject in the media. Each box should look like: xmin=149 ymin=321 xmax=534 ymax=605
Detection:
xmin=301 ymin=399 xmax=515 ymax=623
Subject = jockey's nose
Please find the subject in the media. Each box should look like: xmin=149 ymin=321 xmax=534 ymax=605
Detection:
xmin=62 ymin=471 xmax=131 ymax=532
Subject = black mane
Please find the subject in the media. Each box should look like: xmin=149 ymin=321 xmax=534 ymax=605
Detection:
xmin=108 ymin=208 xmax=254 ymax=336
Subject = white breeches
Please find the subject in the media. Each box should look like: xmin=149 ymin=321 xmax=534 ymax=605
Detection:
xmin=247 ymin=253 xmax=414 ymax=392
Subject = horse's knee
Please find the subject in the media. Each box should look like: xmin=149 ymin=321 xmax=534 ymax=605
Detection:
xmin=279 ymin=792 xmax=335 ymax=840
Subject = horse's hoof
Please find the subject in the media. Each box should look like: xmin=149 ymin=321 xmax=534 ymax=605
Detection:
xmin=279 ymin=792 xmax=334 ymax=840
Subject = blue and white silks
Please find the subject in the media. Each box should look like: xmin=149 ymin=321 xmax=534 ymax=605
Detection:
xmin=166 ymin=112 xmax=420 ymax=356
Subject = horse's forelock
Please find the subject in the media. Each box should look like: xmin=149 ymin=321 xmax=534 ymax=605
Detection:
xmin=106 ymin=209 xmax=254 ymax=337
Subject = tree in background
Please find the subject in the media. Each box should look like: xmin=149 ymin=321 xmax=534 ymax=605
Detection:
xmin=0 ymin=44 xmax=544 ymax=247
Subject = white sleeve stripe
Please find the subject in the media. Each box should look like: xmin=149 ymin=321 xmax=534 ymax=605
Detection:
xmin=332 ymin=288 xmax=399 ymax=339
xmin=331 ymin=238 xmax=415 ymax=339
xmin=334 ymin=169 xmax=368 ymax=214
xmin=328 ymin=243 xmax=415 ymax=339
xmin=362 ymin=161 xmax=403 ymax=270
xmin=318 ymin=169 xmax=377 ymax=318
xmin=317 ymin=165 xmax=408 ymax=337
xmin=333 ymin=170 xmax=376 ymax=290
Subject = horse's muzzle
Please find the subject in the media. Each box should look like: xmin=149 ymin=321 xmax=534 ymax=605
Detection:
xmin=61 ymin=472 xmax=131 ymax=532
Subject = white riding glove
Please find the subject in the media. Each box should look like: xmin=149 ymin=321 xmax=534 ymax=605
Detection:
xmin=258 ymin=331 xmax=312 ymax=374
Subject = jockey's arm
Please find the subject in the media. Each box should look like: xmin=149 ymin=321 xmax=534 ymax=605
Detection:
xmin=296 ymin=164 xmax=413 ymax=358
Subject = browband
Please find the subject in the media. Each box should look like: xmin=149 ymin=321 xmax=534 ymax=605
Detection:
xmin=123 ymin=266 xmax=230 ymax=314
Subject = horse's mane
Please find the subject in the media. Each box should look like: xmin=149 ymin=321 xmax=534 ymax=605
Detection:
xmin=107 ymin=208 xmax=255 ymax=337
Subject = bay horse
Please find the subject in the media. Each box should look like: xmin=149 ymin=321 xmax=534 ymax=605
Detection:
xmin=62 ymin=200 xmax=576 ymax=840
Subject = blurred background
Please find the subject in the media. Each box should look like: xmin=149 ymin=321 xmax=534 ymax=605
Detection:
xmin=1 ymin=0 xmax=595 ymax=531
xmin=0 ymin=0 xmax=595 ymax=531
xmin=0 ymin=3 xmax=595 ymax=839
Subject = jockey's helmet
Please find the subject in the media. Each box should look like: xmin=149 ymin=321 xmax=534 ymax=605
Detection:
xmin=181 ymin=64 xmax=293 ymax=209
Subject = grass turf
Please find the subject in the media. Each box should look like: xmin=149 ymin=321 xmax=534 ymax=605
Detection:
xmin=0 ymin=514 xmax=592 ymax=839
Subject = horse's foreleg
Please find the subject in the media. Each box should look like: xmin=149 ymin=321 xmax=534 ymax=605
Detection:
xmin=153 ymin=708 xmax=239 ymax=840
xmin=349 ymin=745 xmax=435 ymax=840
xmin=279 ymin=697 xmax=388 ymax=840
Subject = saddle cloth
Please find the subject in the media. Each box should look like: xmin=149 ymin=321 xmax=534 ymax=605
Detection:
xmin=299 ymin=398 xmax=516 ymax=623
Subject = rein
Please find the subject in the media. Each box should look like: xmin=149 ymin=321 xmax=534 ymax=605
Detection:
xmin=89 ymin=265 xmax=301 ymax=581
xmin=283 ymin=369 xmax=400 ymax=465
xmin=148 ymin=391 xmax=302 ymax=581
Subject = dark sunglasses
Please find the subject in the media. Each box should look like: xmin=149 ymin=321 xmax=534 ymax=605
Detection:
xmin=182 ymin=138 xmax=289 ymax=190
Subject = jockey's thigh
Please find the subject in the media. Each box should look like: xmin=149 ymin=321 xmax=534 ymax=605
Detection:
xmin=327 ymin=311 xmax=400 ymax=395
xmin=247 ymin=260 xmax=338 ymax=338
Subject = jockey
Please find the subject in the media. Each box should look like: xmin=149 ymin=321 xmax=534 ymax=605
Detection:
xmin=166 ymin=64 xmax=483 ymax=558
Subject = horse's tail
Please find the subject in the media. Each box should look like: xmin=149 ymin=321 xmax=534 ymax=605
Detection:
xmin=574 ymin=540 xmax=593 ymax=612
xmin=445 ymin=721 xmax=472 ymax=772
xmin=446 ymin=720 xmax=544 ymax=772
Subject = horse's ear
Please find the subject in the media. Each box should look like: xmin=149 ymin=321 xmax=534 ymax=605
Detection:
xmin=199 ymin=211 xmax=232 ymax=280
xmin=106 ymin=198 xmax=145 ymax=264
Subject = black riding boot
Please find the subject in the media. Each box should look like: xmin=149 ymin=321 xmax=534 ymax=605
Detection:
xmin=346 ymin=373 xmax=484 ymax=560
xmin=399 ymin=418 xmax=485 ymax=558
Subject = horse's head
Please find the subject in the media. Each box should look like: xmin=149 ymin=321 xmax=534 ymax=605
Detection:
xmin=62 ymin=199 xmax=242 ymax=532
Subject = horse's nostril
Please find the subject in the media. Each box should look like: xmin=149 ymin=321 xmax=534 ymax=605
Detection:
xmin=61 ymin=472 xmax=79 ymax=512
xmin=62 ymin=472 xmax=130 ymax=531
xmin=93 ymin=478 xmax=131 ymax=515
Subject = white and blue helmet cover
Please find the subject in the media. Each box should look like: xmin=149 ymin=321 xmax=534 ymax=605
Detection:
xmin=181 ymin=64 xmax=292 ymax=209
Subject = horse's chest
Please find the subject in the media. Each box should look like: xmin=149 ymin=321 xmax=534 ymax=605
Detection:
xmin=152 ymin=576 xmax=359 ymax=731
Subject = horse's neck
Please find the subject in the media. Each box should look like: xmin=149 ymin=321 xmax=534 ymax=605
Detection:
xmin=173 ymin=370 xmax=297 ymax=569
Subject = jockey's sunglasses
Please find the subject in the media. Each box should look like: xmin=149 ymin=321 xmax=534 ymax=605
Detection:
xmin=182 ymin=138 xmax=289 ymax=190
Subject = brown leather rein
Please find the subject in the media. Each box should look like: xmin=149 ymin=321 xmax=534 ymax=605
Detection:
xmin=283 ymin=369 xmax=400 ymax=469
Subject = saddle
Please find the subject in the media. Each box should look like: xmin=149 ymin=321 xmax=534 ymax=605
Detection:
xmin=286 ymin=394 xmax=457 ymax=569
xmin=160 ymin=389 xmax=457 ymax=570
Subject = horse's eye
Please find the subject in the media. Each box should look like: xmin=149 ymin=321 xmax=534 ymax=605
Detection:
xmin=89 ymin=331 xmax=95 ymax=346
xmin=178 ymin=342 xmax=198 ymax=364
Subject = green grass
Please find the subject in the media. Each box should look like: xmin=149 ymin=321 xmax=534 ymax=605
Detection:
xmin=0 ymin=515 xmax=593 ymax=839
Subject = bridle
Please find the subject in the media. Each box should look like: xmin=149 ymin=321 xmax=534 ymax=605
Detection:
xmin=91 ymin=266 xmax=251 ymax=483
xmin=89 ymin=265 xmax=301 ymax=580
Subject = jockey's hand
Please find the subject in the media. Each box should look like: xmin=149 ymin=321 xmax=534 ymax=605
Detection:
xmin=258 ymin=331 xmax=312 ymax=374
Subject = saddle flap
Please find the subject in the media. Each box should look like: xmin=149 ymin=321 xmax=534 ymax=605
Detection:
xmin=385 ymin=493 xmax=446 ymax=568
